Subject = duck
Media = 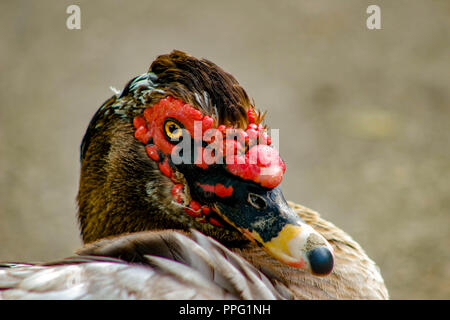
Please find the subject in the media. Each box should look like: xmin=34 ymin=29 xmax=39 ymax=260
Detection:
xmin=0 ymin=50 xmax=389 ymax=300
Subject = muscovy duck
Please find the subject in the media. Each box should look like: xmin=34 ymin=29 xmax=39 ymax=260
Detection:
xmin=0 ymin=50 xmax=388 ymax=299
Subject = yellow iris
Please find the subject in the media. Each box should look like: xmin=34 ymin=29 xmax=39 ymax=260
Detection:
xmin=164 ymin=120 xmax=183 ymax=140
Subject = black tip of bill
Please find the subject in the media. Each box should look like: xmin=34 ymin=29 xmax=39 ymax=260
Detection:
xmin=307 ymin=246 xmax=334 ymax=276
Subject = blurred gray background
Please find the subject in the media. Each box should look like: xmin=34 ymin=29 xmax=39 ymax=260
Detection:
xmin=0 ymin=0 xmax=448 ymax=299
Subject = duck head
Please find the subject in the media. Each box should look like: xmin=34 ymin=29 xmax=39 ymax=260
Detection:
xmin=77 ymin=50 xmax=334 ymax=276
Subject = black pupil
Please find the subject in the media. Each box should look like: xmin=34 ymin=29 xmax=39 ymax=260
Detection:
xmin=169 ymin=124 xmax=178 ymax=133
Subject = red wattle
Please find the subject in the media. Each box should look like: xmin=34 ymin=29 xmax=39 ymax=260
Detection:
xmin=158 ymin=158 xmax=173 ymax=178
xmin=209 ymin=217 xmax=224 ymax=227
xmin=196 ymin=182 xmax=234 ymax=198
xmin=226 ymin=145 xmax=285 ymax=189
xmin=145 ymin=145 xmax=160 ymax=162
xmin=201 ymin=206 xmax=211 ymax=215
xmin=134 ymin=96 xmax=284 ymax=202
xmin=133 ymin=116 xmax=146 ymax=129
xmin=171 ymin=184 xmax=185 ymax=203
xmin=248 ymin=109 xmax=256 ymax=123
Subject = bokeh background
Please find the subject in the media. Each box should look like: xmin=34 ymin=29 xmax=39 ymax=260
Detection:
xmin=0 ymin=0 xmax=448 ymax=299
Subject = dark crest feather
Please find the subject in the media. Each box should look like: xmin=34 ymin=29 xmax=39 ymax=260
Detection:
xmin=149 ymin=50 xmax=254 ymax=128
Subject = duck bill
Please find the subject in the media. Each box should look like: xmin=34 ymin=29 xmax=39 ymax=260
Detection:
xmin=213 ymin=187 xmax=334 ymax=276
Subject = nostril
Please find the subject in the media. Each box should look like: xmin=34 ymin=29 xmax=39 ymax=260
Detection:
xmin=247 ymin=193 xmax=267 ymax=210
xmin=307 ymin=246 xmax=334 ymax=276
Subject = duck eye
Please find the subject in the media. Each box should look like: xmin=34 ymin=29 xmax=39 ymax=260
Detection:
xmin=164 ymin=119 xmax=183 ymax=142
xmin=248 ymin=193 xmax=267 ymax=210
